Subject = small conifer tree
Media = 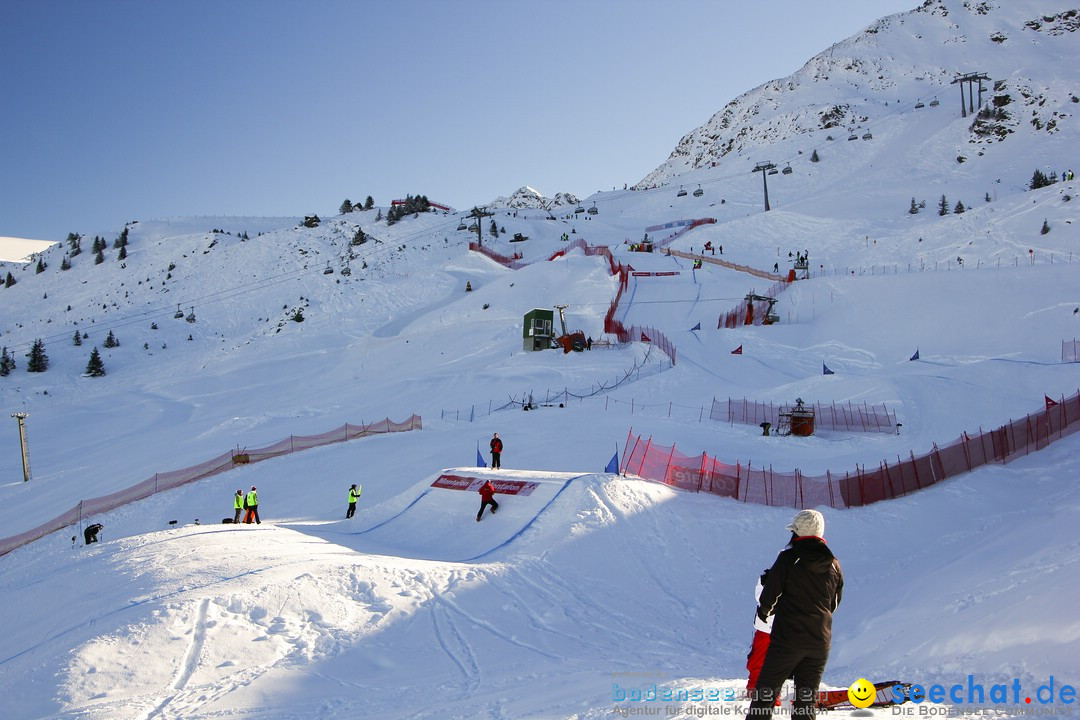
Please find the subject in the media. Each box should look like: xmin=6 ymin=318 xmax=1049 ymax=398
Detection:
xmin=340 ymin=199 xmax=354 ymax=214
xmin=810 ymin=149 xmax=820 ymax=162
xmin=364 ymin=196 xmax=374 ymax=210
xmin=938 ymin=194 xmax=950 ymax=216
xmin=103 ymin=330 xmax=119 ymax=348
xmin=954 ymin=200 xmax=965 ymax=214
xmin=73 ymin=331 xmax=82 ymax=346
xmin=26 ymin=339 xmax=49 ymax=372
xmin=5 ymin=272 xmax=15 ymax=287
xmin=1041 ymin=219 xmax=1050 ymax=235
xmin=909 ymin=198 xmax=919 ymax=214
xmin=94 ymin=248 xmax=104 ymax=264
xmin=61 ymin=256 xmax=71 ymax=271
xmin=0 ymin=347 xmax=14 ymax=375
xmin=84 ymin=347 xmax=106 ymax=377
xmin=36 ymin=258 xmax=46 ymax=273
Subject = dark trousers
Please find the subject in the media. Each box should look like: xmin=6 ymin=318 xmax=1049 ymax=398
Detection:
xmin=346 ymin=502 xmax=356 ymax=519
xmin=477 ymin=498 xmax=499 ymax=520
xmin=490 ymin=452 xmax=501 ymax=468
xmin=233 ymin=508 xmax=243 ymax=523
xmin=747 ymin=640 xmax=828 ymax=720
xmin=244 ymin=507 xmax=261 ymax=524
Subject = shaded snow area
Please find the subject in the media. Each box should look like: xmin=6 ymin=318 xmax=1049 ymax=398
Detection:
xmin=1 ymin=1 xmax=1079 ymax=718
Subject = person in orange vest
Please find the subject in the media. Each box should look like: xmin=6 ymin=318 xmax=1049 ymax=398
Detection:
xmin=233 ymin=489 xmax=244 ymax=523
xmin=243 ymin=486 xmax=261 ymax=524
xmin=476 ymin=480 xmax=499 ymax=522
xmin=489 ymin=432 xmax=503 ymax=468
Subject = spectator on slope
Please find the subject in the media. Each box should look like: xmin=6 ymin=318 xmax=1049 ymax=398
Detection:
xmin=476 ymin=479 xmax=499 ymax=522
xmin=490 ymin=432 xmax=503 ymax=469
xmin=748 ymin=510 xmax=843 ymax=720
xmin=83 ymin=523 xmax=104 ymax=545
xmin=346 ymin=483 xmax=361 ymax=519
xmin=244 ymin=485 xmax=261 ymax=525
xmin=233 ymin=489 xmax=244 ymax=524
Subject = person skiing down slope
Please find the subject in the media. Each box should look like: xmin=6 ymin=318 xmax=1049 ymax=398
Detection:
xmin=476 ymin=480 xmax=499 ymax=522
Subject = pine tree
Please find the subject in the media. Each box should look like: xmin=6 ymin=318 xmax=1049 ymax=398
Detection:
xmin=73 ymin=331 xmax=82 ymax=346
xmin=1030 ymin=169 xmax=1051 ymax=190
xmin=909 ymin=198 xmax=919 ymax=214
xmin=94 ymin=248 xmax=104 ymax=264
xmin=489 ymin=219 xmax=498 ymax=238
xmin=0 ymin=347 xmax=14 ymax=376
xmin=810 ymin=149 xmax=820 ymax=162
xmin=1041 ymin=219 xmax=1051 ymax=235
xmin=61 ymin=255 xmax=71 ymax=271
xmin=351 ymin=227 xmax=367 ymax=246
xmin=26 ymin=339 xmax=49 ymax=372
xmin=84 ymin=347 xmax=106 ymax=377
xmin=340 ymin=198 xmax=354 ymax=214
xmin=118 ymin=244 xmax=127 ymax=261
xmin=5 ymin=272 xmax=15 ymax=287
xmin=954 ymin=200 xmax=965 ymax=214
xmin=938 ymin=194 xmax=950 ymax=216
xmin=364 ymin=196 xmax=374 ymax=210
xmin=375 ymin=208 xmax=383 ymax=222
xmin=36 ymin=258 xmax=46 ymax=273
xmin=103 ymin=330 xmax=119 ymax=348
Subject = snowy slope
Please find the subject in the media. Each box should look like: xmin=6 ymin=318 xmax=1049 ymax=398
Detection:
xmin=1 ymin=0 xmax=1079 ymax=718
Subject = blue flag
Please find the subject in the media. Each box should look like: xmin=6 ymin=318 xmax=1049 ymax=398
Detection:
xmin=909 ymin=349 xmax=920 ymax=361
xmin=690 ymin=322 xmax=701 ymax=332
xmin=477 ymin=444 xmax=486 ymax=468
xmin=823 ymin=363 xmax=834 ymax=375
xmin=605 ymin=450 xmax=619 ymax=474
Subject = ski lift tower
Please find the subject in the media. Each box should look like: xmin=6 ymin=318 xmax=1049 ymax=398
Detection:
xmin=11 ymin=412 xmax=31 ymax=482
xmin=752 ymin=162 xmax=777 ymax=211
xmin=951 ymin=72 xmax=990 ymax=117
xmin=468 ymin=206 xmax=494 ymax=247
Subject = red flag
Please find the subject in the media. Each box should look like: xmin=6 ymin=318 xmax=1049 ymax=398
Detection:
xmin=1046 ymin=395 xmax=1059 ymax=409
xmin=731 ymin=345 xmax=743 ymax=355
xmin=640 ymin=331 xmax=651 ymax=342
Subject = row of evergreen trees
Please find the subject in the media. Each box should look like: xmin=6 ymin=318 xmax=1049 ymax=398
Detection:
xmin=385 ymin=195 xmax=431 ymax=226
xmin=339 ymin=196 xmax=375 ymax=214
xmin=0 ymin=336 xmax=110 ymax=377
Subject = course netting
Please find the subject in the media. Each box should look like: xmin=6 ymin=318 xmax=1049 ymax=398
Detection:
xmin=712 ymin=398 xmax=898 ymax=434
xmin=0 ymin=415 xmax=422 ymax=557
xmin=621 ymin=391 xmax=1080 ymax=508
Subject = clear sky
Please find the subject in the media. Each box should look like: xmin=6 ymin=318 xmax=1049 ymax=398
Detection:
xmin=0 ymin=0 xmax=915 ymax=242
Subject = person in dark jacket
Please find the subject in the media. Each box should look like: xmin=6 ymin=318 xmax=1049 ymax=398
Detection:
xmin=476 ymin=480 xmax=499 ymax=521
xmin=489 ymin=433 xmax=503 ymax=468
xmin=243 ymin=486 xmax=261 ymax=524
xmin=748 ymin=509 xmax=843 ymax=720
xmin=83 ymin=523 xmax=104 ymax=545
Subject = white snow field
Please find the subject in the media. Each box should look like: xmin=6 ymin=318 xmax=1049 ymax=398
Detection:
xmin=1 ymin=1 xmax=1079 ymax=718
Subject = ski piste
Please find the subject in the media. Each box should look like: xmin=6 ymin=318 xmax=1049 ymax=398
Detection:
xmin=813 ymin=680 xmax=911 ymax=709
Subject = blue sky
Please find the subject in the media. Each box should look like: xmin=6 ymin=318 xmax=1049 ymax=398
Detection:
xmin=0 ymin=0 xmax=915 ymax=242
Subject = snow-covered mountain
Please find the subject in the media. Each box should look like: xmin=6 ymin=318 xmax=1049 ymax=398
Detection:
xmin=1 ymin=1 xmax=1079 ymax=717
xmin=638 ymin=0 xmax=1079 ymax=188
xmin=486 ymin=185 xmax=581 ymax=211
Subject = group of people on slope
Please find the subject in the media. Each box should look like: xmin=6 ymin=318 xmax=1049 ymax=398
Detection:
xmin=746 ymin=509 xmax=844 ymax=719
xmin=232 ymin=486 xmax=261 ymax=524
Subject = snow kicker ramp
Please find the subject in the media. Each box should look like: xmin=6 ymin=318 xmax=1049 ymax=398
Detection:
xmin=345 ymin=468 xmax=582 ymax=562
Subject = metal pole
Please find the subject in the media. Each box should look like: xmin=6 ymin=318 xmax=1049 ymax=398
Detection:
xmin=11 ymin=412 xmax=30 ymax=482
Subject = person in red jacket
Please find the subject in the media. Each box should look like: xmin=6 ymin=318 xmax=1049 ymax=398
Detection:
xmin=476 ymin=479 xmax=499 ymax=521
xmin=489 ymin=433 xmax=503 ymax=468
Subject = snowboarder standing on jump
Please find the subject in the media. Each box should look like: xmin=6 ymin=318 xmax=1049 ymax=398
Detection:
xmin=489 ymin=433 xmax=503 ymax=469
xmin=748 ymin=509 xmax=843 ymax=720
xmin=476 ymin=479 xmax=499 ymax=522
xmin=233 ymin=489 xmax=244 ymax=523
xmin=243 ymin=486 xmax=261 ymax=524
xmin=346 ymin=483 xmax=361 ymax=519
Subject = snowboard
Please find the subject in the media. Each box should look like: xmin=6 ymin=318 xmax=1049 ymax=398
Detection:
xmin=814 ymin=681 xmax=910 ymax=709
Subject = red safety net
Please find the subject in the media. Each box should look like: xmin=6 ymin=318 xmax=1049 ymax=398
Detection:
xmin=621 ymin=391 xmax=1080 ymax=509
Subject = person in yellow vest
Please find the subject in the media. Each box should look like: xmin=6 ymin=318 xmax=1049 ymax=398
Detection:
xmin=346 ymin=483 xmax=361 ymax=519
xmin=233 ymin=489 xmax=244 ymax=523
xmin=243 ymin=485 xmax=261 ymax=524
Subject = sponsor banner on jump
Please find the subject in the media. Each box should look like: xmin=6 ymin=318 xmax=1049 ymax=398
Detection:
xmin=631 ymin=271 xmax=680 ymax=277
xmin=432 ymin=474 xmax=541 ymax=496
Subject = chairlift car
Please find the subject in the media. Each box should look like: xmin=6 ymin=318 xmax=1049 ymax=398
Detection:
xmin=847 ymin=132 xmax=858 ymax=141
xmin=782 ymin=164 xmax=793 ymax=175
xmin=341 ymin=265 xmax=351 ymax=276
xmin=767 ymin=167 xmax=778 ymax=175
xmin=456 ymin=221 xmax=467 ymax=231
xmin=174 ymin=304 xmax=184 ymax=319
xmin=587 ymin=202 xmax=598 ymax=215
xmin=862 ymin=132 xmax=873 ymax=140
xmin=186 ymin=307 xmax=196 ymax=323
xmin=676 ymin=186 xmax=688 ymax=197
xmin=915 ymin=100 xmax=925 ymax=109
xmin=929 ymin=99 xmax=940 ymax=107
xmin=574 ymin=205 xmax=585 ymax=214
xmin=323 ymin=261 xmax=334 ymax=275
xmin=693 ymin=185 xmax=704 ymax=197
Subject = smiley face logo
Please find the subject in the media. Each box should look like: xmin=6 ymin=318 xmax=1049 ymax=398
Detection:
xmin=848 ymin=678 xmax=876 ymax=708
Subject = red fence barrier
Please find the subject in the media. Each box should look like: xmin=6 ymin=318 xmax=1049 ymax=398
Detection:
xmin=0 ymin=415 xmax=423 ymax=557
xmin=621 ymin=391 xmax=1080 ymax=509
